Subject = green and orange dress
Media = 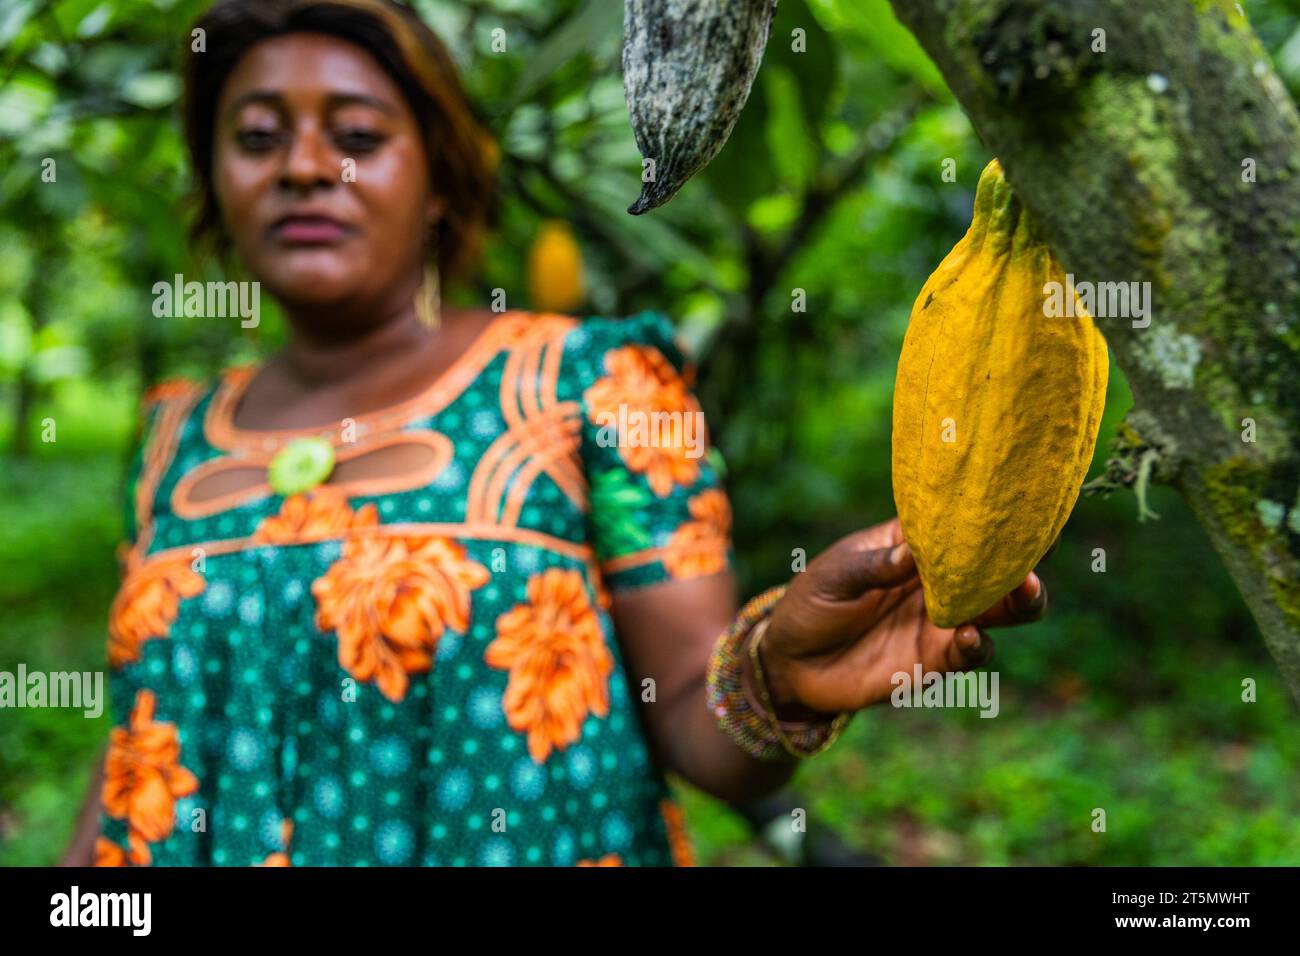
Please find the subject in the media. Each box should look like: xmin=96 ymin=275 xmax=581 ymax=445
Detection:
xmin=95 ymin=311 xmax=732 ymax=867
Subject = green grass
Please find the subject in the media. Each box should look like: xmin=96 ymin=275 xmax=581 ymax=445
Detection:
xmin=675 ymin=487 xmax=1300 ymax=865
xmin=676 ymin=676 xmax=1300 ymax=866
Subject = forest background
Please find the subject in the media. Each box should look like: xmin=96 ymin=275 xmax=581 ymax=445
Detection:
xmin=2 ymin=0 xmax=1298 ymax=865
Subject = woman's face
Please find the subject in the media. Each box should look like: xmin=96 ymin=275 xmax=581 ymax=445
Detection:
xmin=213 ymin=32 xmax=439 ymax=324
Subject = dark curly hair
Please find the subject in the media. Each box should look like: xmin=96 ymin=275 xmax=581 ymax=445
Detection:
xmin=183 ymin=0 xmax=498 ymax=284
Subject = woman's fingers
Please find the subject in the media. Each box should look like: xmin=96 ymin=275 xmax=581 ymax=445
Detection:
xmin=951 ymin=624 xmax=995 ymax=669
xmin=968 ymin=573 xmax=1048 ymax=629
xmin=845 ymin=517 xmax=904 ymax=551
xmin=812 ymin=536 xmax=917 ymax=601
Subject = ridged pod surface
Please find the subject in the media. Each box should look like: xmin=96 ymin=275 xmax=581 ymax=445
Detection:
xmin=891 ymin=159 xmax=1108 ymax=628
xmin=622 ymin=0 xmax=776 ymax=214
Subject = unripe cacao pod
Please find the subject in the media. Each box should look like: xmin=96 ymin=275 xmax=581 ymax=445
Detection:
xmin=527 ymin=220 xmax=585 ymax=313
xmin=622 ymin=0 xmax=776 ymax=214
xmin=891 ymin=159 xmax=1108 ymax=628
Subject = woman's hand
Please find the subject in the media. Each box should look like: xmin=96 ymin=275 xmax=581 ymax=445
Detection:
xmin=758 ymin=517 xmax=1048 ymax=719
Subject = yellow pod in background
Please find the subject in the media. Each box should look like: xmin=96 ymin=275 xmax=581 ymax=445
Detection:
xmin=527 ymin=220 xmax=585 ymax=314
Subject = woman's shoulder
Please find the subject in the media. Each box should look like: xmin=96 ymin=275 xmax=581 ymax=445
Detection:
xmin=136 ymin=375 xmax=212 ymax=425
xmin=141 ymin=376 xmax=207 ymax=407
xmin=556 ymin=309 xmax=690 ymax=376
xmin=140 ymin=363 xmax=258 ymax=406
xmin=132 ymin=369 xmax=239 ymax=444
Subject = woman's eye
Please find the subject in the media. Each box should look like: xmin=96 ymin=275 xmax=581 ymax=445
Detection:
xmin=236 ymin=128 xmax=281 ymax=152
xmin=335 ymin=129 xmax=384 ymax=153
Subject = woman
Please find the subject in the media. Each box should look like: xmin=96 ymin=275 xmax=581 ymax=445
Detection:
xmin=64 ymin=0 xmax=1045 ymax=867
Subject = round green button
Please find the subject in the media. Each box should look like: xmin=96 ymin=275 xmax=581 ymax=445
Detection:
xmin=268 ymin=437 xmax=336 ymax=496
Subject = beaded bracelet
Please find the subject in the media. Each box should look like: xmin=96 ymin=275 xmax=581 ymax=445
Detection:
xmin=705 ymin=586 xmax=852 ymax=761
xmin=747 ymin=618 xmax=852 ymax=759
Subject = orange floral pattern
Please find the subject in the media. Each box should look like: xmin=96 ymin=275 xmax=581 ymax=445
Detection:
xmin=584 ymin=344 xmax=702 ymax=497
xmin=94 ymin=837 xmax=129 ymax=867
xmin=252 ymin=488 xmax=379 ymax=545
xmin=663 ymin=489 xmax=732 ymax=579
xmin=96 ymin=316 xmax=727 ymax=866
xmin=108 ymin=556 xmax=206 ymax=668
xmin=660 ymin=799 xmax=696 ymax=867
xmin=313 ymin=535 xmax=490 ymax=702
xmin=486 ymin=568 xmax=613 ymax=764
xmin=101 ymin=689 xmax=199 ymax=865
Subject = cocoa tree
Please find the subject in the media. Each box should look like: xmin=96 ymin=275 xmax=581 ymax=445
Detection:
xmin=619 ymin=0 xmax=1300 ymax=705
xmin=883 ymin=0 xmax=1300 ymax=705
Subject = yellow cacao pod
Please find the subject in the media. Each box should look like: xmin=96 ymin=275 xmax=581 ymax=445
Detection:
xmin=527 ymin=220 xmax=585 ymax=313
xmin=891 ymin=159 xmax=1108 ymax=628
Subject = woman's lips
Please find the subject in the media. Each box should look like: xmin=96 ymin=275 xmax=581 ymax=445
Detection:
xmin=271 ymin=215 xmax=350 ymax=245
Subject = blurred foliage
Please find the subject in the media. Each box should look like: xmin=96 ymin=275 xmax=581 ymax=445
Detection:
xmin=2 ymin=0 xmax=1299 ymax=866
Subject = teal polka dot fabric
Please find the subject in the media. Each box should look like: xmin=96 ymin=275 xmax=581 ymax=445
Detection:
xmin=97 ymin=312 xmax=729 ymax=867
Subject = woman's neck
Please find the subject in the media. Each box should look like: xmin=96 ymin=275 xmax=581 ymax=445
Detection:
xmin=277 ymin=302 xmax=434 ymax=391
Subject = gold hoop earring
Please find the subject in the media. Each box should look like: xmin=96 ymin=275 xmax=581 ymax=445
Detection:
xmin=416 ymin=262 xmax=441 ymax=331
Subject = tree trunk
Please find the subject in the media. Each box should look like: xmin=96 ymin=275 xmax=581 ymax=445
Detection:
xmin=888 ymin=0 xmax=1300 ymax=704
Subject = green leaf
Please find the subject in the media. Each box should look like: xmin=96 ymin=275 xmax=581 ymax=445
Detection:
xmin=75 ymin=3 xmax=111 ymax=39
xmin=31 ymin=343 xmax=90 ymax=383
xmin=33 ymin=158 xmax=87 ymax=218
xmin=0 ymin=152 xmax=39 ymax=207
xmin=509 ymin=0 xmax=622 ymax=107
xmin=700 ymin=79 xmax=778 ymax=217
xmin=767 ymin=0 xmax=840 ymax=127
xmin=120 ymin=72 xmax=181 ymax=109
xmin=583 ymin=172 xmax=719 ymax=279
xmin=701 ymin=0 xmax=837 ymax=215
xmin=0 ymin=0 xmax=40 ymax=49
xmin=0 ymin=300 xmax=33 ymax=374
xmin=0 ymin=74 xmax=55 ymax=137
xmin=707 ymin=447 xmax=728 ymax=479
xmin=813 ymin=0 xmax=947 ymax=96
xmin=600 ymin=516 xmax=653 ymax=556
xmin=763 ymin=65 xmax=817 ymax=190
xmin=591 ymin=468 xmax=651 ymax=508
xmin=589 ymin=467 xmax=654 ymax=554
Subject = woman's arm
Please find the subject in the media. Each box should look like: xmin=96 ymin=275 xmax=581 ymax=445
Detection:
xmin=611 ymin=573 xmax=803 ymax=805
xmin=59 ymin=745 xmax=106 ymax=867
xmin=613 ymin=518 xmax=1048 ymax=804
